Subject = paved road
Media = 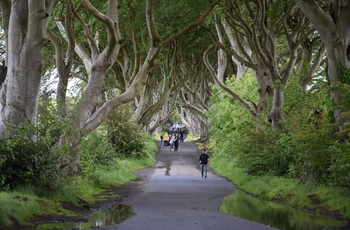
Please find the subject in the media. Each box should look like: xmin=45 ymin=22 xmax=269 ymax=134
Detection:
xmin=102 ymin=142 xmax=276 ymax=230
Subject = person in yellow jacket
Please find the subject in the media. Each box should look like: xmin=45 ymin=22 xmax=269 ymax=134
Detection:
xmin=163 ymin=132 xmax=169 ymax=148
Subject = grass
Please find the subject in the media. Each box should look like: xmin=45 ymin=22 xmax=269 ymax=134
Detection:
xmin=0 ymin=165 xmax=135 ymax=229
xmin=0 ymin=139 xmax=157 ymax=228
xmin=210 ymin=154 xmax=350 ymax=220
xmin=0 ymin=190 xmax=70 ymax=228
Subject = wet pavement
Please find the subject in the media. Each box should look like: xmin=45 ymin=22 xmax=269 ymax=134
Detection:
xmin=97 ymin=142 xmax=276 ymax=230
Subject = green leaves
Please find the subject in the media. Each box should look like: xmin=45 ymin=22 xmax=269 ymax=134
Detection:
xmin=208 ymin=71 xmax=257 ymax=158
xmin=0 ymin=124 xmax=65 ymax=192
xmin=208 ymin=66 xmax=350 ymax=189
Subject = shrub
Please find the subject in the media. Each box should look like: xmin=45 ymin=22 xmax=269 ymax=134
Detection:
xmin=80 ymin=130 xmax=117 ymax=173
xmin=105 ymin=105 xmax=145 ymax=158
xmin=0 ymin=124 xmax=65 ymax=192
xmin=327 ymin=135 xmax=350 ymax=188
xmin=232 ymin=126 xmax=297 ymax=177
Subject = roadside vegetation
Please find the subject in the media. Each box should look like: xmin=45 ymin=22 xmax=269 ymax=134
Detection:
xmin=1 ymin=0 xmax=350 ymax=229
xmin=206 ymin=70 xmax=350 ymax=221
xmin=210 ymin=157 xmax=350 ymax=220
xmin=0 ymin=105 xmax=157 ymax=229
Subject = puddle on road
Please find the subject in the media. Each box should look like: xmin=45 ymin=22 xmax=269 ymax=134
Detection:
xmin=220 ymin=190 xmax=345 ymax=230
xmin=156 ymin=160 xmax=171 ymax=176
xmin=35 ymin=204 xmax=133 ymax=230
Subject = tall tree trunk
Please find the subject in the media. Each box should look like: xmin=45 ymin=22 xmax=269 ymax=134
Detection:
xmin=255 ymin=66 xmax=273 ymax=129
xmin=215 ymin=21 xmax=228 ymax=82
xmin=221 ymin=19 xmax=250 ymax=78
xmin=270 ymin=86 xmax=284 ymax=130
xmin=0 ymin=0 xmax=54 ymax=138
xmin=46 ymin=2 xmax=75 ymax=118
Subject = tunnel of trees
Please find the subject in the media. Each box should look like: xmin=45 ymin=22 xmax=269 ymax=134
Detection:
xmin=0 ymin=0 xmax=349 ymax=194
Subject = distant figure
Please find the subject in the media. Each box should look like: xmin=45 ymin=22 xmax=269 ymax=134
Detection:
xmin=180 ymin=129 xmax=186 ymax=142
xmin=174 ymin=131 xmax=179 ymax=151
xmin=199 ymin=149 xmax=209 ymax=178
xmin=160 ymin=135 xmax=163 ymax=148
xmin=169 ymin=130 xmax=177 ymax=151
xmin=163 ymin=132 xmax=169 ymax=148
xmin=176 ymin=122 xmax=181 ymax=133
xmin=168 ymin=131 xmax=172 ymax=147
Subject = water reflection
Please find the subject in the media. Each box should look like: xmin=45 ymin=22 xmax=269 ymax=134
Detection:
xmin=36 ymin=204 xmax=133 ymax=230
xmin=220 ymin=190 xmax=343 ymax=230
xmin=165 ymin=160 xmax=171 ymax=176
xmin=155 ymin=160 xmax=172 ymax=176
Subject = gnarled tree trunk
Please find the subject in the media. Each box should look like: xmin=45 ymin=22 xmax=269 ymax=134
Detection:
xmin=0 ymin=0 xmax=55 ymax=138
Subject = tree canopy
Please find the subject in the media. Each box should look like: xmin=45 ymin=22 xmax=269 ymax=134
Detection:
xmin=0 ymin=0 xmax=349 ymax=186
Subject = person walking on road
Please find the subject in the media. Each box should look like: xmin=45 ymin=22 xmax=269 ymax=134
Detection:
xmin=173 ymin=135 xmax=179 ymax=151
xmin=199 ymin=149 xmax=209 ymax=178
xmin=173 ymin=130 xmax=179 ymax=151
xmin=169 ymin=130 xmax=177 ymax=151
xmin=160 ymin=135 xmax=163 ymax=148
xmin=163 ymin=132 xmax=169 ymax=148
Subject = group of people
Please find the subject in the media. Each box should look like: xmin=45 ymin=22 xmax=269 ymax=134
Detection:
xmin=160 ymin=129 xmax=180 ymax=151
xmin=159 ymin=123 xmax=209 ymax=178
xmin=159 ymin=123 xmax=187 ymax=151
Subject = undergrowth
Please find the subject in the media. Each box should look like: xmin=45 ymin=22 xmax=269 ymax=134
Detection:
xmin=210 ymin=154 xmax=350 ymax=220
xmin=0 ymin=132 xmax=157 ymax=229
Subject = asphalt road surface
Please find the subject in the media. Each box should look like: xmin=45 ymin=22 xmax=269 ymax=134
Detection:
xmin=101 ymin=142 xmax=277 ymax=230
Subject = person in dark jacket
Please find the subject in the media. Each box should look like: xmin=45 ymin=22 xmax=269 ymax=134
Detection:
xmin=173 ymin=132 xmax=179 ymax=151
xmin=199 ymin=149 xmax=209 ymax=178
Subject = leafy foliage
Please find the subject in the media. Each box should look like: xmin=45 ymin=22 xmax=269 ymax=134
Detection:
xmin=208 ymin=71 xmax=350 ymax=190
xmin=328 ymin=138 xmax=350 ymax=188
xmin=0 ymin=124 xmax=65 ymax=192
xmin=80 ymin=130 xmax=117 ymax=173
xmin=237 ymin=128 xmax=296 ymax=177
xmin=155 ymin=0 xmax=210 ymax=37
xmin=105 ymin=104 xmax=145 ymax=158
xmin=208 ymin=70 xmax=257 ymax=158
xmin=79 ymin=120 xmax=156 ymax=185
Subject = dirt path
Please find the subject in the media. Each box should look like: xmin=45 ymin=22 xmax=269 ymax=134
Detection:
xmin=95 ymin=142 xmax=276 ymax=230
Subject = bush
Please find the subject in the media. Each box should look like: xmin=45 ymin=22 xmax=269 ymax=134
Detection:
xmin=79 ymin=128 xmax=157 ymax=186
xmin=105 ymin=105 xmax=145 ymax=158
xmin=80 ymin=130 xmax=117 ymax=173
xmin=237 ymin=130 xmax=296 ymax=177
xmin=327 ymin=136 xmax=350 ymax=188
xmin=0 ymin=124 xmax=65 ymax=192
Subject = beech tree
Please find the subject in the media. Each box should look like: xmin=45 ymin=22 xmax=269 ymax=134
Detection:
xmin=142 ymin=31 xmax=214 ymax=136
xmin=205 ymin=0 xmax=324 ymax=129
xmin=171 ymin=26 xmax=216 ymax=137
xmin=0 ymin=0 xmax=55 ymax=138
xmin=0 ymin=0 xmax=221 ymax=173
xmin=134 ymin=1 xmax=218 ymax=135
xmin=294 ymin=0 xmax=350 ymax=123
xmin=47 ymin=0 xmax=221 ymax=171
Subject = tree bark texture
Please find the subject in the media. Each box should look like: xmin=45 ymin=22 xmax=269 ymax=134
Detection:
xmin=0 ymin=0 xmax=54 ymax=138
